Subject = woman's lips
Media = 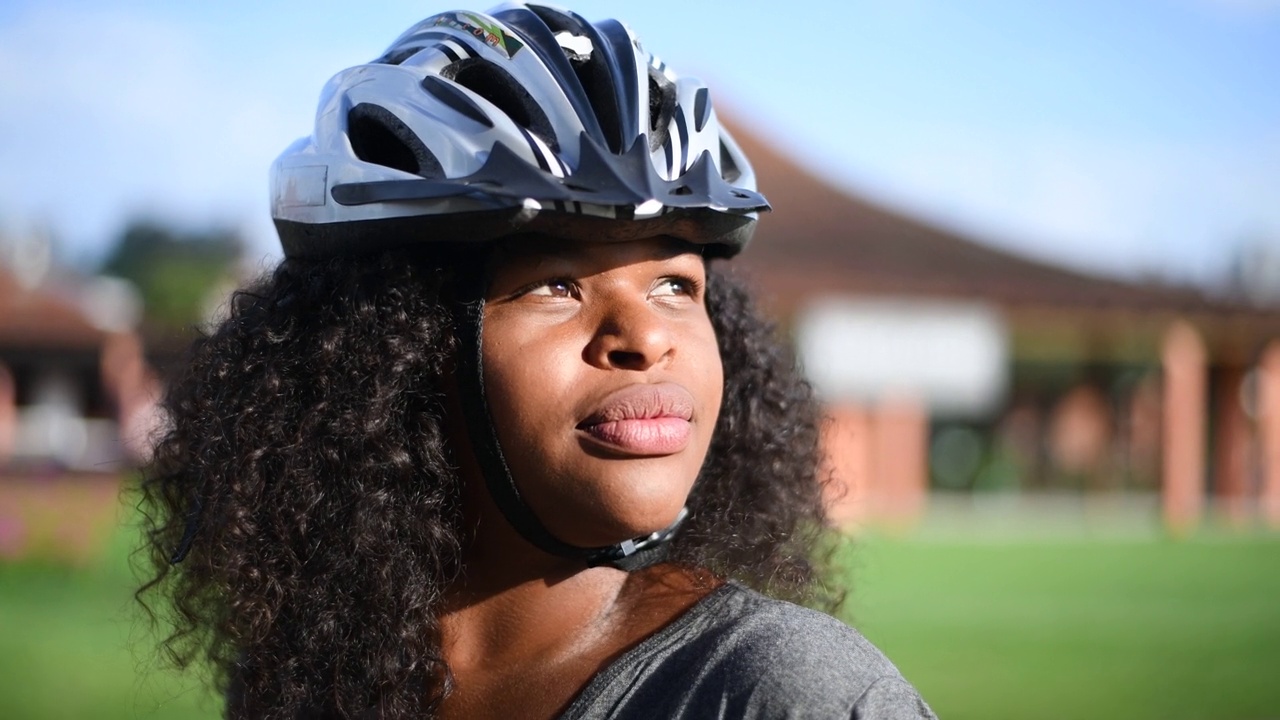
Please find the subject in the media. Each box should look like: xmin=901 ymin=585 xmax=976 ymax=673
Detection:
xmin=576 ymin=383 xmax=695 ymax=455
xmin=579 ymin=418 xmax=691 ymax=455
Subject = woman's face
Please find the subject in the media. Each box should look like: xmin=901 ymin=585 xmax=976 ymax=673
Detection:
xmin=481 ymin=236 xmax=724 ymax=549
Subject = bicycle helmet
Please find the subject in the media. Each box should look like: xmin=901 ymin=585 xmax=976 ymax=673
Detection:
xmin=270 ymin=2 xmax=767 ymax=259
xmin=176 ymin=2 xmax=769 ymax=571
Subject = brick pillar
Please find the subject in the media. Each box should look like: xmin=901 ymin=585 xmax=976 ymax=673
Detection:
xmin=871 ymin=396 xmax=929 ymax=530
xmin=101 ymin=331 xmax=162 ymax=463
xmin=1210 ymin=367 xmax=1252 ymax=525
xmin=0 ymin=363 xmax=15 ymax=464
xmin=1260 ymin=341 xmax=1280 ymax=529
xmin=1161 ymin=321 xmax=1207 ymax=534
xmin=0 ymin=363 xmax=22 ymax=560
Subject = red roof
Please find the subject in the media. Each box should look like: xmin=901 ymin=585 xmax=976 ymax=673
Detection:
xmin=0 ymin=267 xmax=105 ymax=350
xmin=728 ymin=118 xmax=1221 ymax=314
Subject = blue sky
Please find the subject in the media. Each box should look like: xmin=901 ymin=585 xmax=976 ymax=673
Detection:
xmin=1 ymin=0 xmax=1277 ymax=285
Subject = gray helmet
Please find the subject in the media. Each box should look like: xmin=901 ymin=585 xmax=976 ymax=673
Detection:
xmin=270 ymin=2 xmax=768 ymax=258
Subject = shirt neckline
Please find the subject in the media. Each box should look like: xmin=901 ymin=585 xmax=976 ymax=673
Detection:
xmin=557 ymin=581 xmax=743 ymax=719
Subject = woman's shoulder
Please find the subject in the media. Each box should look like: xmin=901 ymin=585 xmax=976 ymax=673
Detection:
xmin=707 ymin=582 xmax=902 ymax=673
xmin=561 ymin=582 xmax=937 ymax=720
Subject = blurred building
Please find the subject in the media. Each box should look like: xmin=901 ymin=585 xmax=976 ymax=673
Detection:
xmin=729 ymin=121 xmax=1280 ymax=531
xmin=0 ymin=233 xmax=158 ymax=561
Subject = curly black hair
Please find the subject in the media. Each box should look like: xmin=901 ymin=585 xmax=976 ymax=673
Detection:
xmin=135 ymin=246 xmax=833 ymax=719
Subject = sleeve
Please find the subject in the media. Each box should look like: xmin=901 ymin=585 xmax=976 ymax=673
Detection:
xmin=850 ymin=676 xmax=939 ymax=720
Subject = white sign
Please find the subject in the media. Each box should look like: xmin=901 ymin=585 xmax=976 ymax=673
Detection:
xmin=796 ymin=297 xmax=1009 ymax=417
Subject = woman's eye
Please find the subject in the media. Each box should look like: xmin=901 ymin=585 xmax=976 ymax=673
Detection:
xmin=527 ymin=279 xmax=575 ymax=298
xmin=651 ymin=277 xmax=696 ymax=298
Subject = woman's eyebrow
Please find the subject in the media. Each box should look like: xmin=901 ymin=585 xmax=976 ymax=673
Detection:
xmin=490 ymin=240 xmax=702 ymax=279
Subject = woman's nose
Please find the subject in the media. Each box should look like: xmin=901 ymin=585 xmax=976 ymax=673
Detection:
xmin=584 ymin=299 xmax=675 ymax=371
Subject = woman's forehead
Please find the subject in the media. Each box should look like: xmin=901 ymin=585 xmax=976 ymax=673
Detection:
xmin=488 ymin=235 xmax=704 ymax=270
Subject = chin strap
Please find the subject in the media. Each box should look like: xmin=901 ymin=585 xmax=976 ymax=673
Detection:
xmin=586 ymin=506 xmax=687 ymax=570
xmin=453 ymin=276 xmax=687 ymax=572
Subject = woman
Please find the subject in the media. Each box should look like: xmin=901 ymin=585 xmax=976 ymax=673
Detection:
xmin=138 ymin=4 xmax=935 ymax=718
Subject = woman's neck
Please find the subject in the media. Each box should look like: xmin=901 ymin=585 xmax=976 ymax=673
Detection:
xmin=434 ymin=450 xmax=713 ymax=718
xmin=437 ymin=557 xmax=711 ymax=720
xmin=440 ymin=556 xmax=629 ymax=666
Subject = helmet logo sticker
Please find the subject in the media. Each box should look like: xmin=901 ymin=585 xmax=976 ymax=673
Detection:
xmin=434 ymin=13 xmax=525 ymax=58
xmin=277 ymin=165 xmax=328 ymax=208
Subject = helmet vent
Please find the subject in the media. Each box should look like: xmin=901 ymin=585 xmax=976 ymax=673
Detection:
xmin=554 ymin=30 xmax=594 ymax=61
xmin=719 ymin=140 xmax=742 ymax=183
xmin=567 ymin=48 xmax=621 ymax=154
xmin=375 ymin=45 xmax=423 ymax=65
xmin=443 ymin=58 xmax=558 ymax=153
xmin=648 ymin=69 xmax=675 ymax=152
xmin=347 ymin=103 xmax=444 ymax=179
xmin=421 ymin=76 xmax=495 ymax=128
xmin=526 ymin=5 xmax=622 ymax=154
xmin=693 ymin=88 xmax=712 ymax=133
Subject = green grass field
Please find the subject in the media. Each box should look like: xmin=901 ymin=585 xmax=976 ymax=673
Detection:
xmin=0 ymin=519 xmax=219 ymax=720
xmin=1 ymin=512 xmax=1278 ymax=719
xmin=843 ymin=536 xmax=1280 ymax=719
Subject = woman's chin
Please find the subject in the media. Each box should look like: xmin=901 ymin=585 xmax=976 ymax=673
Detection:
xmin=505 ymin=442 xmax=707 ymax=554
xmin=542 ymin=498 xmax=688 ymax=551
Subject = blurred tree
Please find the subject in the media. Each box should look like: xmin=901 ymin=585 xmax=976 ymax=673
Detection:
xmin=99 ymin=219 xmax=242 ymax=331
xmin=1229 ymin=235 xmax=1280 ymax=307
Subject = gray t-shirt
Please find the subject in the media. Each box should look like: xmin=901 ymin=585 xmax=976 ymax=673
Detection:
xmin=559 ymin=582 xmax=937 ymax=720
